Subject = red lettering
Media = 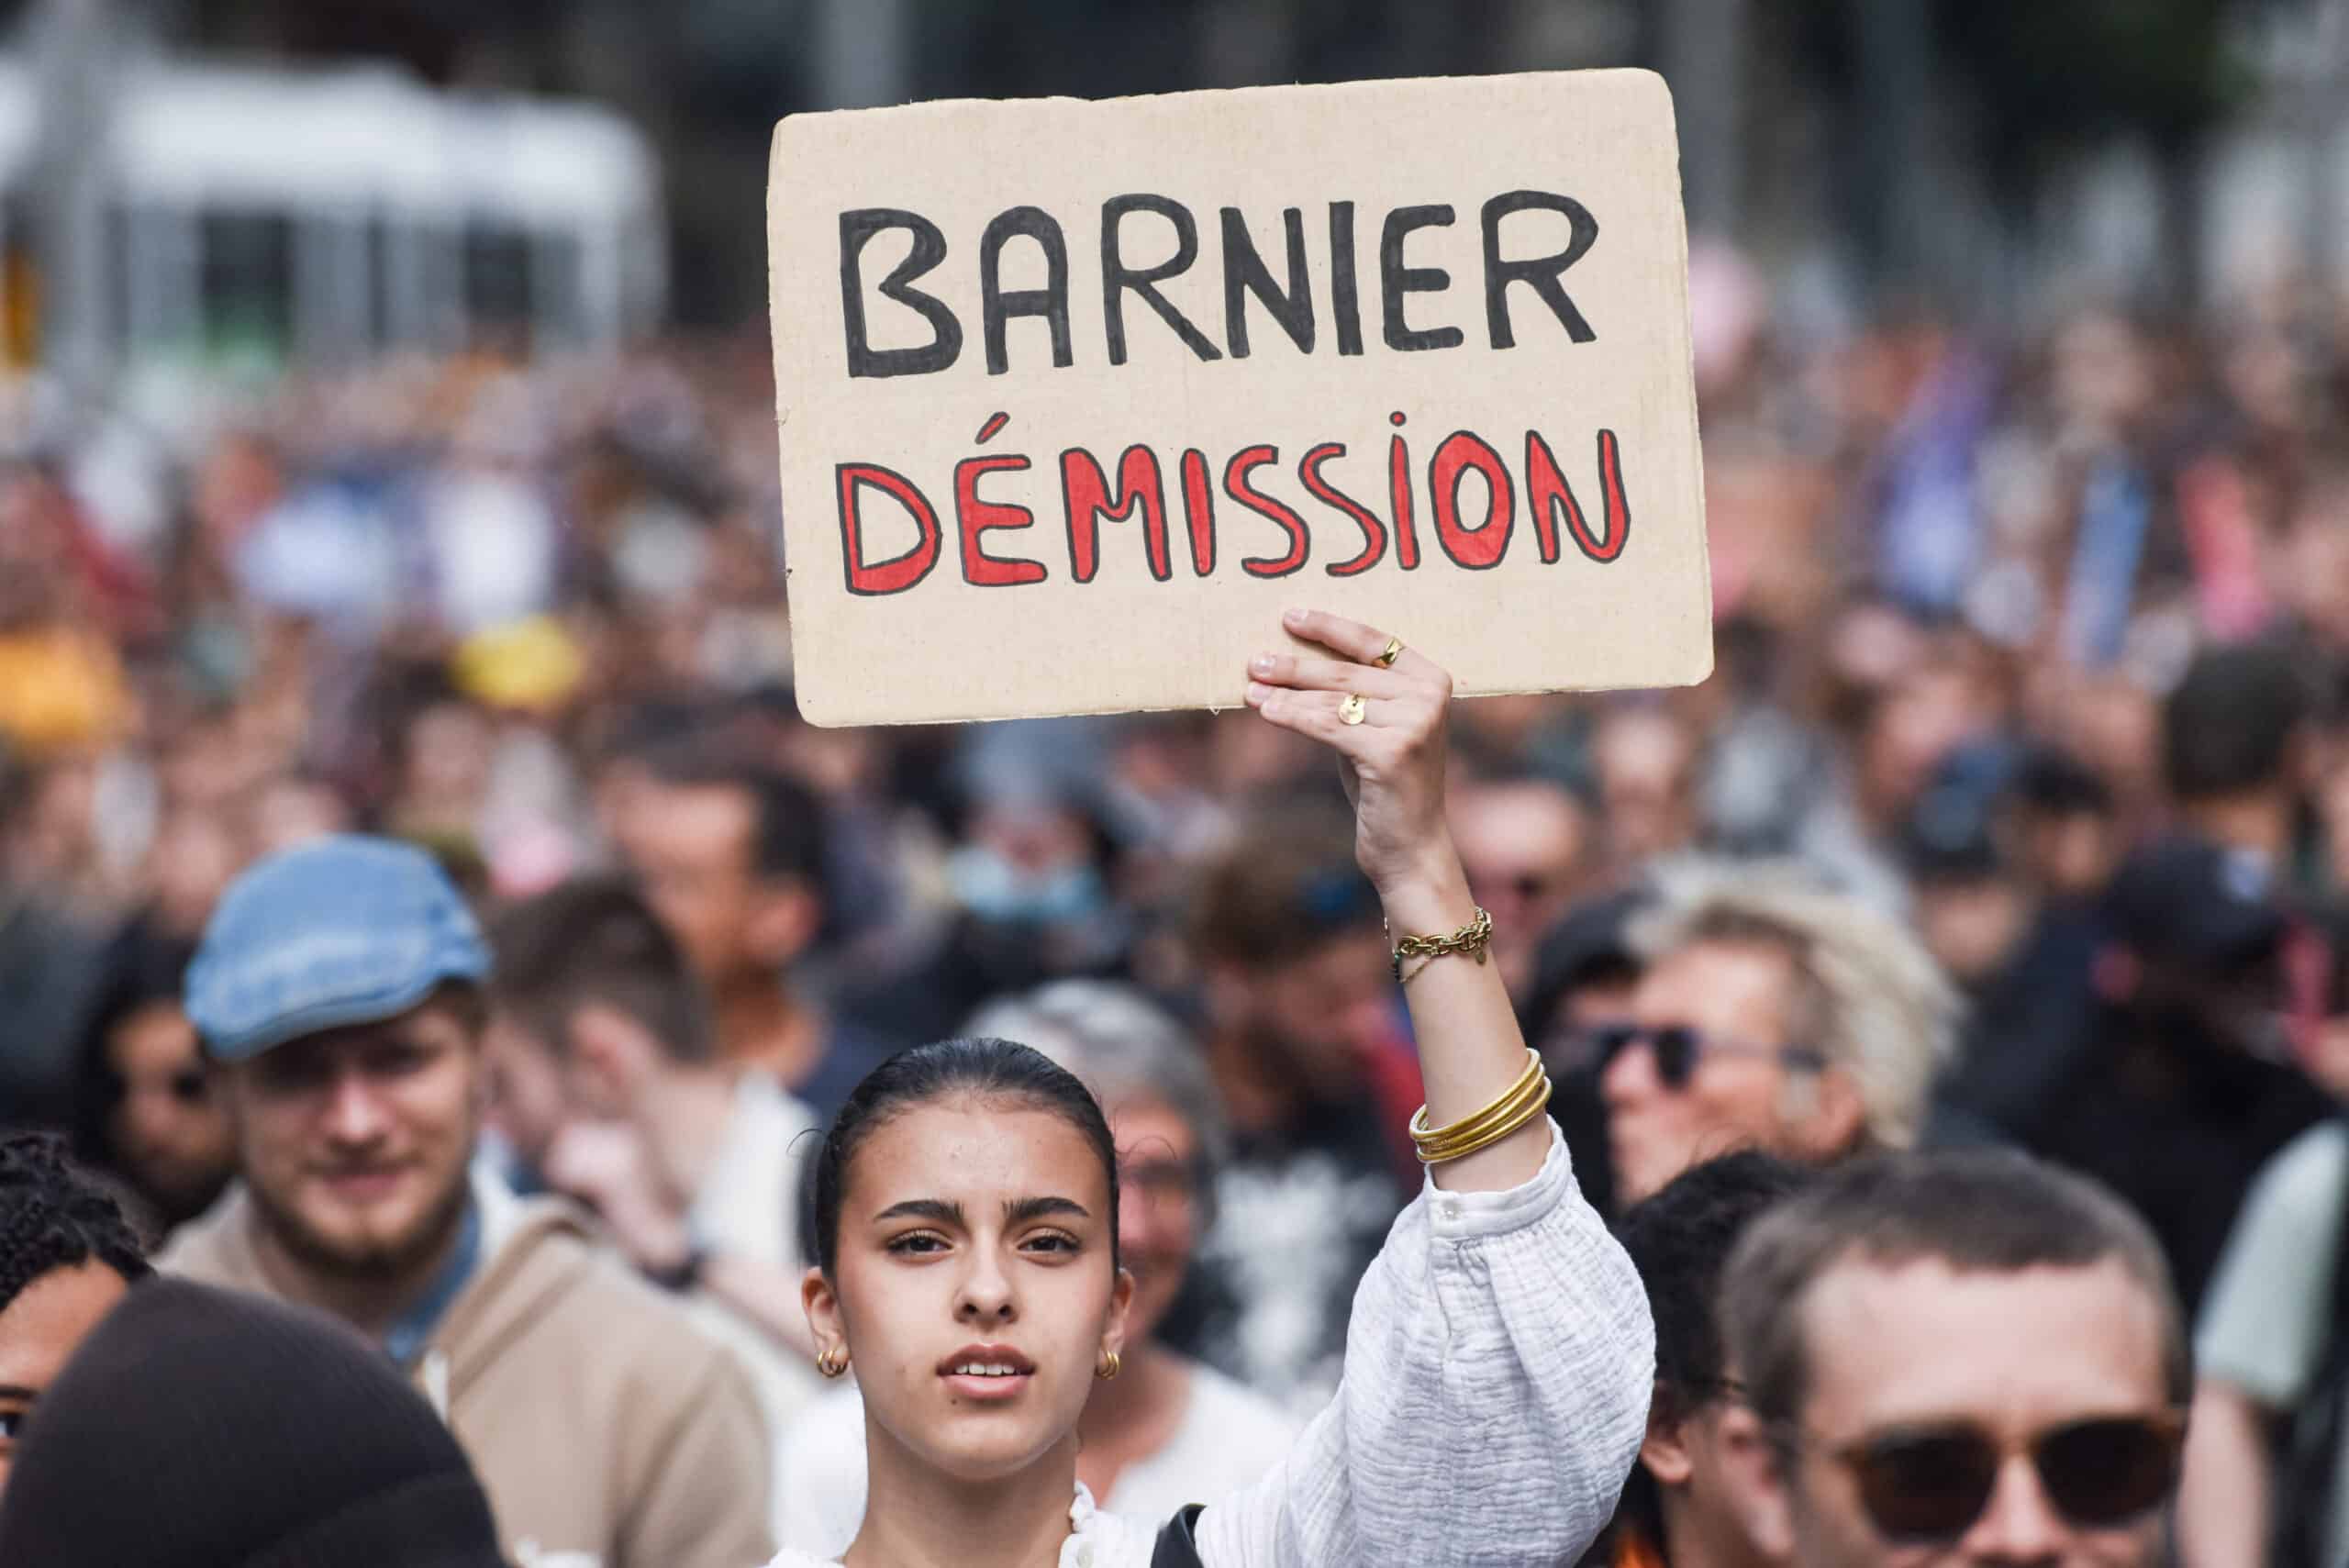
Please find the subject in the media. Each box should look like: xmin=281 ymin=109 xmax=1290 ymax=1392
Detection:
xmin=1181 ymin=449 xmax=1217 ymax=577
xmin=836 ymin=462 xmax=941 ymax=597
xmin=1224 ymin=445 xmax=1309 ymax=579
xmin=955 ymin=453 xmax=1047 ymax=586
xmin=1061 ymin=446 xmax=1171 ymax=584
xmin=1594 ymin=428 xmax=1631 ymax=562
xmin=1429 ymin=430 xmax=1513 ymax=571
xmin=1300 ymin=442 xmax=1386 ymax=578
xmin=1525 ymin=428 xmax=1631 ymax=563
xmin=1387 ymin=430 xmax=1421 ymax=570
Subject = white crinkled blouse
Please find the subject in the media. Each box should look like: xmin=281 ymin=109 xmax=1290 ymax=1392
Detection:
xmin=763 ymin=1123 xmax=1655 ymax=1568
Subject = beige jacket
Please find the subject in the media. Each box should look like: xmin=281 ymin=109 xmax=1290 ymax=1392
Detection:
xmin=164 ymin=1174 xmax=776 ymax=1568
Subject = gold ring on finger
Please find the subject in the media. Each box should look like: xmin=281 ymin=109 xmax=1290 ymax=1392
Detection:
xmin=1375 ymin=637 xmax=1404 ymax=668
xmin=1340 ymin=693 xmax=1368 ymax=726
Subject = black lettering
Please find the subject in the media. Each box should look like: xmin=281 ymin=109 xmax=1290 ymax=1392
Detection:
xmin=979 ymin=207 xmax=1074 ymax=376
xmin=1481 ymin=192 xmax=1599 ymax=349
xmin=1379 ymin=205 xmax=1463 ymax=353
xmin=1330 ymin=202 xmax=1364 ymax=357
xmin=1220 ymin=206 xmax=1315 ymax=359
xmin=1101 ymin=195 xmax=1223 ymax=366
xmin=840 ymin=208 xmax=963 ymax=379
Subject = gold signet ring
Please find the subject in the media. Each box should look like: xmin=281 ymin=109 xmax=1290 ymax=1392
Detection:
xmin=1375 ymin=637 xmax=1404 ymax=668
xmin=1340 ymin=693 xmax=1368 ymax=726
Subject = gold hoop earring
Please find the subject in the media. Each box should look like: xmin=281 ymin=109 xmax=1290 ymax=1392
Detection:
xmin=818 ymin=1345 xmax=850 ymax=1379
xmin=1095 ymin=1348 xmax=1121 ymax=1381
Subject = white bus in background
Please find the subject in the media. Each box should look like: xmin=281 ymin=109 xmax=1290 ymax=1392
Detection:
xmin=0 ymin=55 xmax=665 ymax=368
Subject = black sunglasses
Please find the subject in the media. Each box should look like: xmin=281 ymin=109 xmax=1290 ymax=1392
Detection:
xmin=1820 ymin=1414 xmax=2185 ymax=1542
xmin=1569 ymin=1021 xmax=1827 ymax=1089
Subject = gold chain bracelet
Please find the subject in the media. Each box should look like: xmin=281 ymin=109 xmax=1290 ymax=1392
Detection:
xmin=1409 ymin=1047 xmax=1554 ymax=1164
xmin=1388 ymin=906 xmax=1495 ymax=984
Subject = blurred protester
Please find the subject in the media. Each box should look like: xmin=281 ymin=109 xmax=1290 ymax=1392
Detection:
xmin=1449 ymin=770 xmax=1601 ymax=1001
xmin=163 ymin=835 xmax=774 ymax=1568
xmin=1898 ymin=768 xmax=2100 ymax=1145
xmin=0 ymin=462 xmax=138 ymax=761
xmin=0 ymin=1133 xmax=150 ymax=1495
xmin=1600 ymin=861 xmax=1957 ymax=1205
xmin=1720 ymin=1151 xmax=2188 ymax=1567
xmin=775 ymin=981 xmax=1297 ymax=1557
xmin=847 ymin=764 xmax=1134 ymax=1046
xmin=1525 ymin=889 xmax=1655 ymax=1055
xmin=1186 ymin=806 xmax=1420 ymax=1411
xmin=613 ymin=747 xmax=896 ymax=1118
xmin=1597 ymin=1151 xmax=1814 ymax=1568
xmin=0 ymin=1277 xmax=507 ymax=1568
xmin=0 ymin=758 xmax=111 ymax=1125
xmin=2177 ymin=909 xmax=2349 ymax=1568
xmin=1519 ymin=886 xmax=1657 ymax=1219
xmin=1594 ymin=707 xmax=1703 ymax=872
xmin=2163 ymin=643 xmax=2316 ymax=880
xmin=2322 ymin=699 xmax=2349 ymax=906
xmin=2032 ymin=835 xmax=2330 ymax=1310
xmin=486 ymin=876 xmax=818 ymax=1274
xmin=1851 ymin=638 xmax=2003 ymax=843
xmin=66 ymin=922 xmax=232 ymax=1235
xmin=486 ymin=873 xmax=825 ymax=1532
xmin=2273 ymin=465 xmax=2349 ymax=670
xmin=2007 ymin=747 xmax=2125 ymax=906
xmin=251 ymin=768 xmax=357 ymax=857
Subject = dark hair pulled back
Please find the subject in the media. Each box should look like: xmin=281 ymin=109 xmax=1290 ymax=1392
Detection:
xmin=808 ymin=1039 xmax=1120 ymax=1277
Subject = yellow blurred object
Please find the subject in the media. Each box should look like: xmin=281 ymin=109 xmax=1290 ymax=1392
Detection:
xmin=0 ymin=628 xmax=132 ymax=754
xmin=451 ymin=616 xmax=586 ymax=713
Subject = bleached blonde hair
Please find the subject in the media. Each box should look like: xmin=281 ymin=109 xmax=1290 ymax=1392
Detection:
xmin=1629 ymin=859 xmax=1960 ymax=1151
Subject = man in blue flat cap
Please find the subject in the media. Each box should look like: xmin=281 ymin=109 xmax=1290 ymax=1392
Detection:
xmin=163 ymin=835 xmax=774 ymax=1568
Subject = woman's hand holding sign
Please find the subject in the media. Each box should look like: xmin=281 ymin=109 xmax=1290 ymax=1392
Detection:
xmin=1245 ymin=608 xmax=1551 ymax=1193
xmin=1245 ymin=607 xmax=1456 ymax=902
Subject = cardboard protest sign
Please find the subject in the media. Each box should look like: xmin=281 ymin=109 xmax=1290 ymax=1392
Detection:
xmin=767 ymin=69 xmax=1711 ymax=727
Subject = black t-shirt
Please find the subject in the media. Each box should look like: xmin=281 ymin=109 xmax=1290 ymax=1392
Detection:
xmin=2032 ymin=1008 xmax=2332 ymax=1315
xmin=1172 ymin=1092 xmax=1411 ymax=1417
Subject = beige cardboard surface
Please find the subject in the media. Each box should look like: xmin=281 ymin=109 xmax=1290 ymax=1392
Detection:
xmin=768 ymin=70 xmax=1711 ymax=727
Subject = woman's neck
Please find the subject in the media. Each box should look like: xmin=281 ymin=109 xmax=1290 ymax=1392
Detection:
xmin=848 ymin=1429 xmax=1082 ymax=1568
xmin=1075 ymin=1341 xmax=1190 ymax=1505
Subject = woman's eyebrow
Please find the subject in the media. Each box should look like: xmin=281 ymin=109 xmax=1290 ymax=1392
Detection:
xmin=874 ymin=1197 xmax=966 ymax=1227
xmin=1004 ymin=1195 xmax=1090 ymax=1225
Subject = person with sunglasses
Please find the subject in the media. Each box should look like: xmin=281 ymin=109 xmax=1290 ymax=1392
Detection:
xmin=1598 ymin=862 xmax=1956 ymax=1207
xmin=1718 ymin=1150 xmax=2190 ymax=1567
xmin=1449 ymin=769 xmax=1599 ymax=1003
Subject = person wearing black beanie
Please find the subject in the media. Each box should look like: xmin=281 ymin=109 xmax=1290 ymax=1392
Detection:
xmin=0 ymin=1276 xmax=508 ymax=1567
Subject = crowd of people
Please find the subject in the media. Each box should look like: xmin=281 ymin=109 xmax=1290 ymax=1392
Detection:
xmin=0 ymin=247 xmax=2347 ymax=1565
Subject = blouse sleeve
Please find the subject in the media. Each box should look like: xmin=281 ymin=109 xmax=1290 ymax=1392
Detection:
xmin=1193 ymin=1122 xmax=1654 ymax=1568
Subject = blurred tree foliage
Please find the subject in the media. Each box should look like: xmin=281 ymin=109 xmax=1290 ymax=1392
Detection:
xmin=1932 ymin=0 xmax=2259 ymax=171
xmin=1794 ymin=0 xmax=2261 ymax=177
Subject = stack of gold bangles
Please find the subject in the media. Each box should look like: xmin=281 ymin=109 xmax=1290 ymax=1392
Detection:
xmin=1408 ymin=1047 xmax=1553 ymax=1165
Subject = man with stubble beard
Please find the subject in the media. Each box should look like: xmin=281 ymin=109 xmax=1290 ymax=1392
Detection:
xmin=1183 ymin=806 xmax=1425 ymax=1414
xmin=162 ymin=836 xmax=774 ymax=1568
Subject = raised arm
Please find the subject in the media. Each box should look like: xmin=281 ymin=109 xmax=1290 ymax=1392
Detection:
xmin=1188 ymin=610 xmax=1653 ymax=1568
xmin=1243 ymin=609 xmax=1546 ymax=1191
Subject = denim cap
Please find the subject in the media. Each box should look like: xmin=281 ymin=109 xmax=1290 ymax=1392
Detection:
xmin=188 ymin=835 xmax=491 ymax=1062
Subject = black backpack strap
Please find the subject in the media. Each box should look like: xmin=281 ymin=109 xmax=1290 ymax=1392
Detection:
xmin=1151 ymin=1504 xmax=1208 ymax=1568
